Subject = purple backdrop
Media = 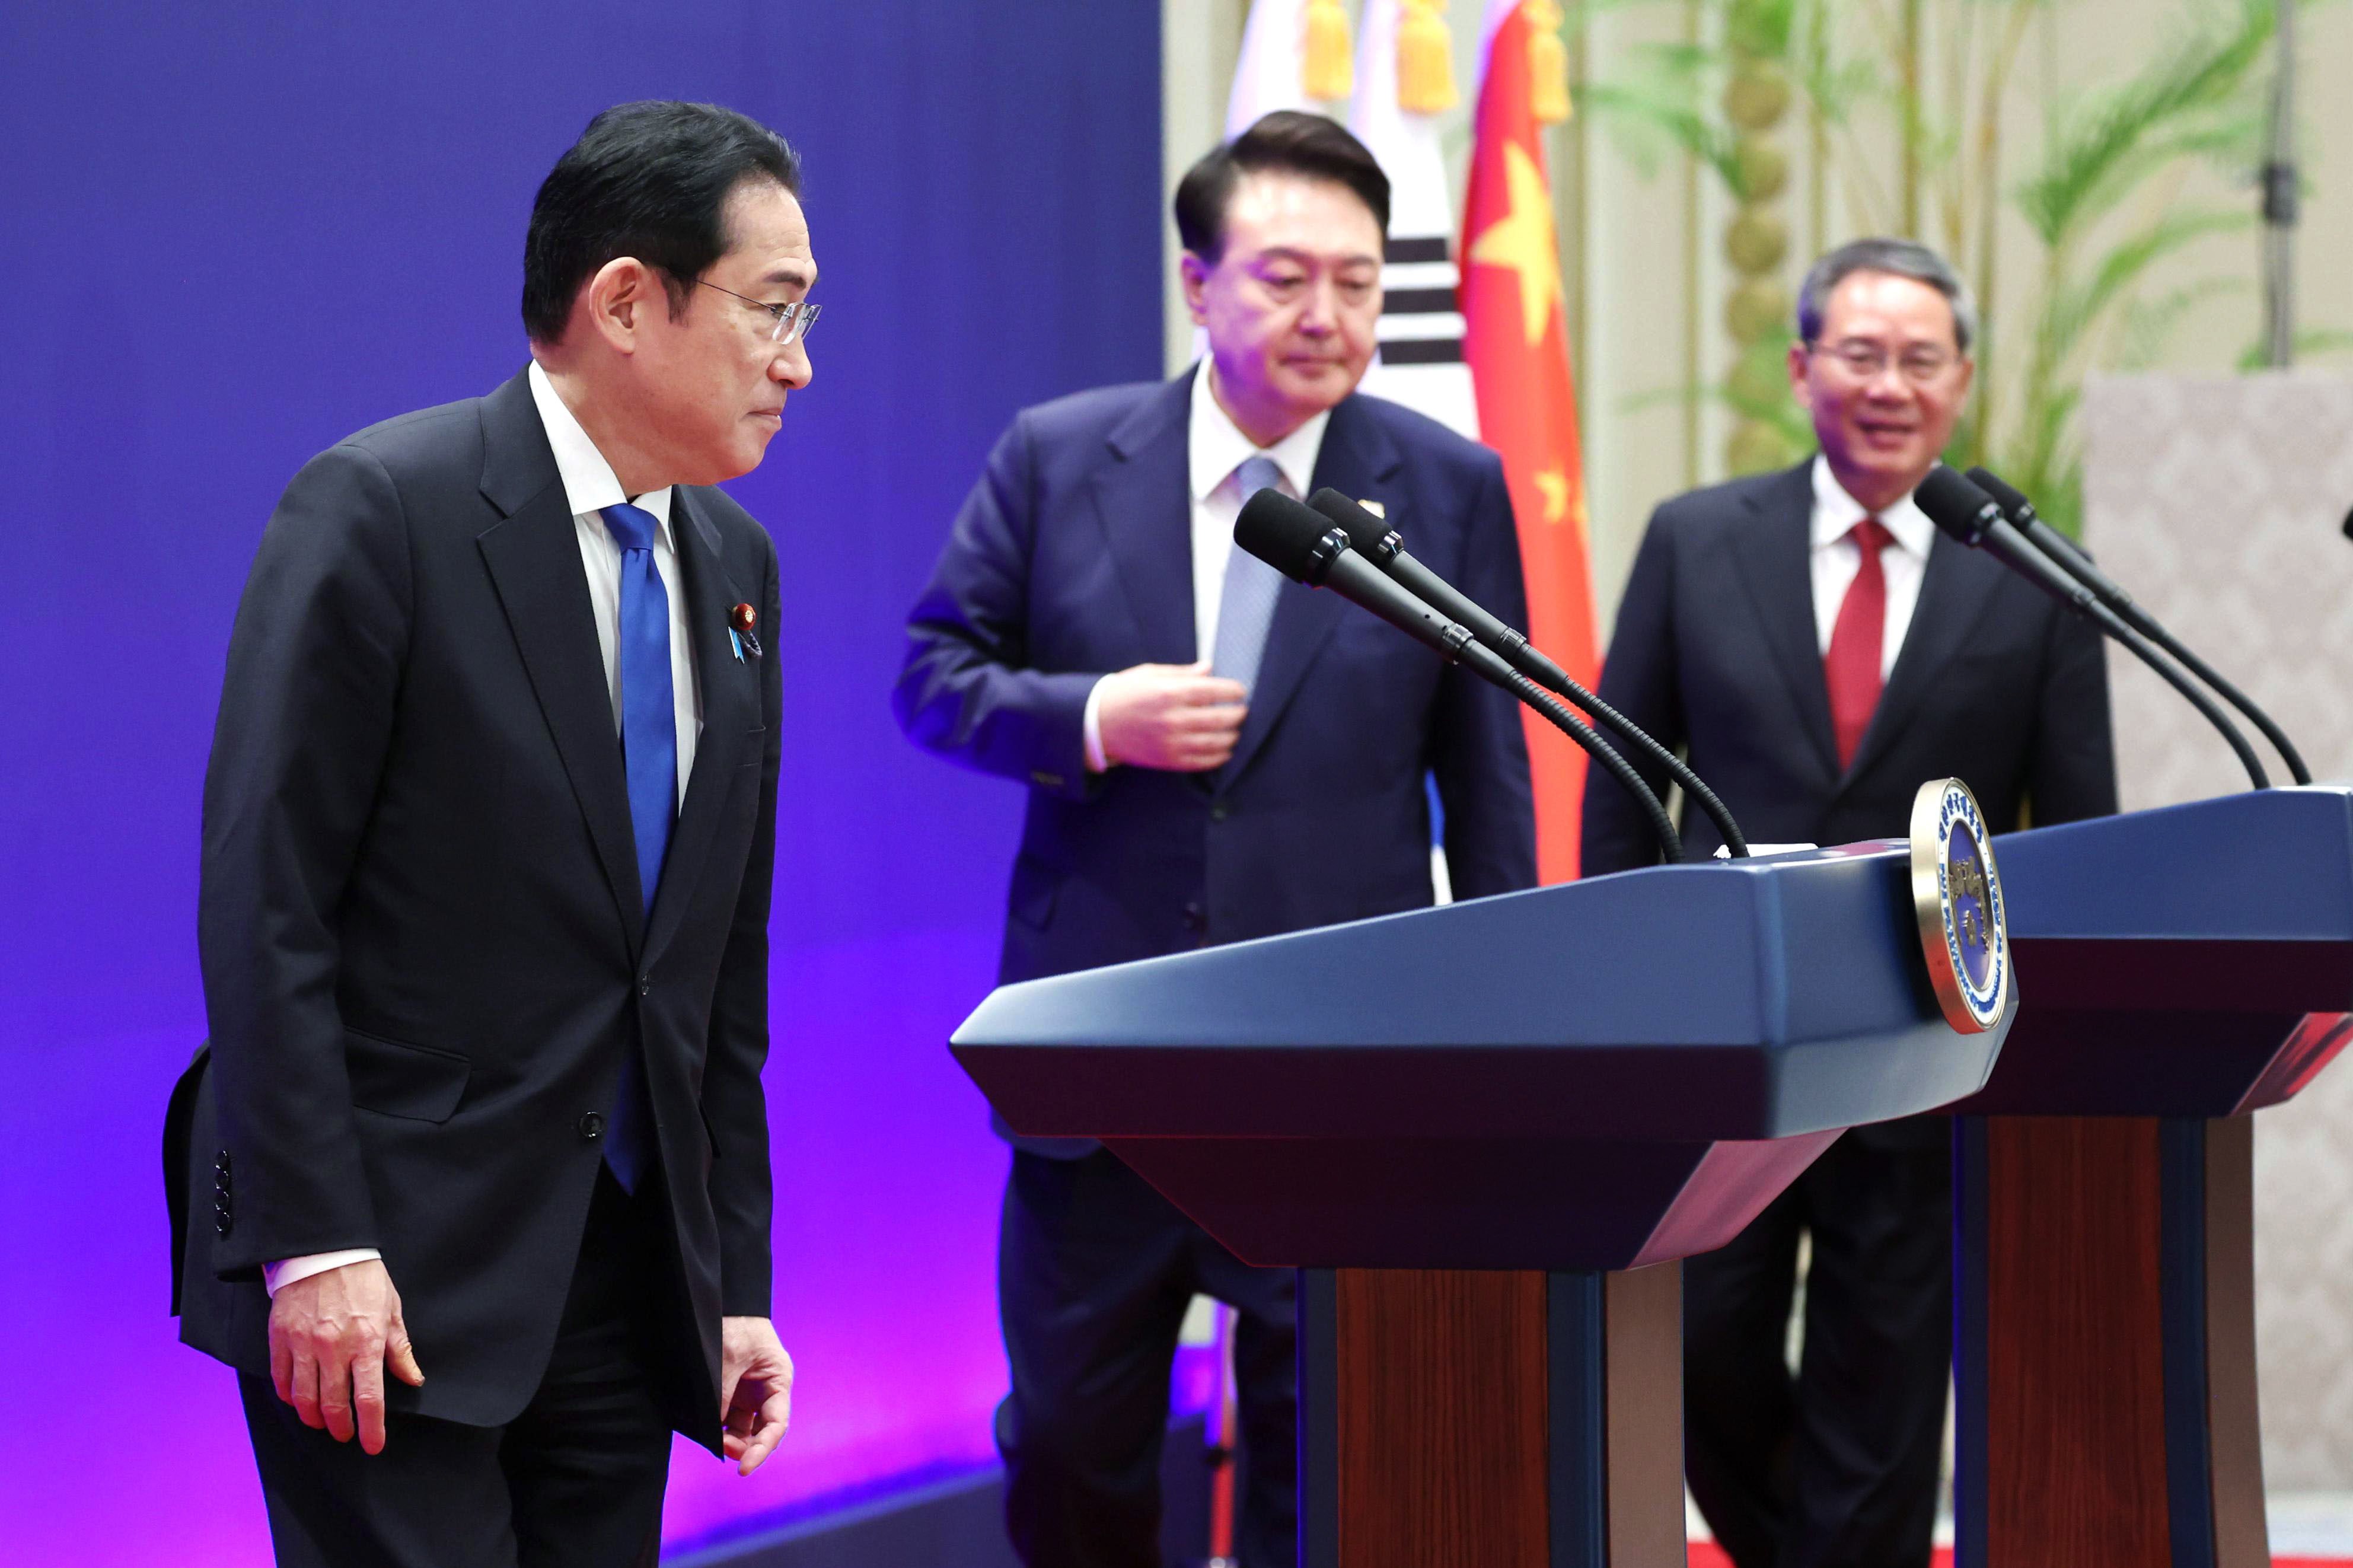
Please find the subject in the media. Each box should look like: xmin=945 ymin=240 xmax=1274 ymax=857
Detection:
xmin=0 ymin=4 xmax=1161 ymax=1560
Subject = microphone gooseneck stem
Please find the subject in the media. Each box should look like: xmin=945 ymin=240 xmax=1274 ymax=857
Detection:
xmin=2091 ymin=601 xmax=2271 ymax=789
xmin=1503 ymin=640 xmax=1749 ymax=858
xmin=1491 ymin=661 xmax=1684 ymax=865
xmin=2022 ymin=521 xmax=2311 ymax=785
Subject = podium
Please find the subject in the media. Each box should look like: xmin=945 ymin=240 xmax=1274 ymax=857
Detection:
xmin=954 ymin=843 xmax=2006 ymax=1567
xmin=1946 ymin=786 xmax=2353 ymax=1568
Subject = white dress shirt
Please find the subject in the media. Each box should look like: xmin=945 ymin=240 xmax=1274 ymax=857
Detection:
xmin=1080 ymin=362 xmax=1332 ymax=771
xmin=264 ymin=364 xmax=704 ymax=1298
xmin=1807 ymin=454 xmax=1935 ymax=680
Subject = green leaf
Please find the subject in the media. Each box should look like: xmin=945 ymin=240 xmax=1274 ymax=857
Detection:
xmin=2038 ymin=207 xmax=2254 ymax=370
xmin=2236 ymin=326 xmax=2353 ymax=371
xmin=1577 ymin=82 xmax=1751 ymax=192
xmin=2117 ymin=278 xmax=2252 ymax=369
xmin=2014 ymin=0 xmax=2274 ymax=246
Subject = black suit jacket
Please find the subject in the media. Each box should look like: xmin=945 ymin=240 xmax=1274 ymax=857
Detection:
xmin=168 ymin=368 xmax=784 ymax=1449
xmin=1583 ymin=458 xmax=2116 ymax=868
xmin=895 ymin=374 xmax=1537 ymax=993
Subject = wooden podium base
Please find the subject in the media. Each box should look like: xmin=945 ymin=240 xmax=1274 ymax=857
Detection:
xmin=1296 ymin=1264 xmax=1684 ymax=1568
xmin=1952 ymin=1114 xmax=2267 ymax=1568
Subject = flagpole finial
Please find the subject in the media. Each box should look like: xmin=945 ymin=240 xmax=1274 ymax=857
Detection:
xmin=1303 ymin=0 xmax=1354 ymax=102
xmin=1525 ymin=0 xmax=1573 ymax=124
xmin=1398 ymin=0 xmax=1459 ymax=114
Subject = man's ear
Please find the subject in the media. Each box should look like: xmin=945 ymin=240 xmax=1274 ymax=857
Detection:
xmin=1179 ymin=251 xmax=1212 ymax=327
xmin=584 ymin=257 xmax=657 ymax=354
xmin=1786 ymin=339 xmax=1815 ymax=413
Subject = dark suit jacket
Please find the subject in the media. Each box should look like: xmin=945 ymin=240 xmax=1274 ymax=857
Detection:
xmin=168 ymin=368 xmax=783 ymax=1450
xmin=894 ymin=372 xmax=1536 ymax=996
xmin=1582 ymin=458 xmax=2118 ymax=878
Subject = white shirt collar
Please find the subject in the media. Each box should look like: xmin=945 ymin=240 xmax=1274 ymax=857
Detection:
xmin=1809 ymin=453 xmax=1935 ymax=559
xmin=527 ymin=360 xmax=674 ymax=534
xmin=1187 ymin=359 xmax=1331 ymax=503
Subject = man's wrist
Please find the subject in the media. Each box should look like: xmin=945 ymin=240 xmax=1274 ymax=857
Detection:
xmin=1081 ymin=675 xmax=1111 ymax=773
xmin=264 ymin=1248 xmax=383 ymax=1298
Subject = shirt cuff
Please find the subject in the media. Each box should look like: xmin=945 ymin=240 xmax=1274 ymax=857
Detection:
xmin=1081 ymin=676 xmax=1110 ymax=773
xmin=265 ymin=1248 xmax=383 ymax=1298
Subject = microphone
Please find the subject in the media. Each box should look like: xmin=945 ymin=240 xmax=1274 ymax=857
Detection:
xmin=1235 ymin=488 xmax=1685 ymax=863
xmin=1912 ymin=466 xmax=2272 ymax=790
xmin=1307 ymin=487 xmax=1751 ymax=859
xmin=1966 ymin=466 xmax=2309 ymax=785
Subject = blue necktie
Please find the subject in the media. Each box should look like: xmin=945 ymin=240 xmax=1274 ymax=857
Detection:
xmin=1214 ymin=456 xmax=1288 ymax=696
xmin=601 ymin=502 xmax=674 ymax=1194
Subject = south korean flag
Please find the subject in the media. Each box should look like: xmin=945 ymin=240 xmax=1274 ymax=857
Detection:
xmin=1348 ymin=0 xmax=1480 ymax=441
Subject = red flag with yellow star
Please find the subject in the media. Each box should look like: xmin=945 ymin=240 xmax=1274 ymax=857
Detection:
xmin=1461 ymin=0 xmax=1595 ymax=884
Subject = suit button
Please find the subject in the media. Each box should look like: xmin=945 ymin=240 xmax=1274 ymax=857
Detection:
xmin=1210 ymin=802 xmax=1230 ymax=823
xmin=1183 ymin=901 xmax=1206 ymax=933
xmin=637 ymin=976 xmax=652 ymax=997
xmin=578 ymin=1112 xmax=605 ymax=1141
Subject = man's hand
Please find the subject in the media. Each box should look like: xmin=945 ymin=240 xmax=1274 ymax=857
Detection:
xmin=1097 ymin=661 xmax=1248 ymax=772
xmin=719 ymin=1316 xmax=795 ymax=1475
xmin=267 ymin=1258 xmax=426 ymax=1456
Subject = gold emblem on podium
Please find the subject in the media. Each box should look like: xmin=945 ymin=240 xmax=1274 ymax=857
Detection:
xmin=1910 ymin=778 xmax=2011 ymax=1034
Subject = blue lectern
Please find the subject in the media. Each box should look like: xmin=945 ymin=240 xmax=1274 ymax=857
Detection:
xmin=1947 ymin=786 xmax=2353 ymax=1568
xmin=954 ymin=842 xmax=2006 ymax=1568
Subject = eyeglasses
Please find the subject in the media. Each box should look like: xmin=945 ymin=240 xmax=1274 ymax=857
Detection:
xmin=696 ymin=279 xmax=822 ymax=346
xmin=1807 ymin=339 xmax=1957 ymax=385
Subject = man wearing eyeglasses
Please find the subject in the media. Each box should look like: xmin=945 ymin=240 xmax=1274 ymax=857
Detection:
xmin=170 ymin=100 xmax=810 ymax=1566
xmin=1583 ymin=237 xmax=2115 ymax=1568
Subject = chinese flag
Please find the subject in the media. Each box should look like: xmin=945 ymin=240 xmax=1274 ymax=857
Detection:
xmin=1461 ymin=1 xmax=1597 ymax=885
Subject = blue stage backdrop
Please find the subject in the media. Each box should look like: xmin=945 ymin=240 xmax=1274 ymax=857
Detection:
xmin=0 ymin=4 xmax=1161 ymax=1561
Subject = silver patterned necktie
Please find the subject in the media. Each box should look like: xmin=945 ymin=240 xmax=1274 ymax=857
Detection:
xmin=1213 ymin=455 xmax=1289 ymax=696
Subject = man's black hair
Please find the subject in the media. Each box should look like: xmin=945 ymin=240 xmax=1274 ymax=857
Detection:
xmin=1173 ymin=110 xmax=1390 ymax=263
xmin=523 ymin=100 xmax=801 ymax=344
xmin=1797 ymin=236 xmax=1977 ymax=353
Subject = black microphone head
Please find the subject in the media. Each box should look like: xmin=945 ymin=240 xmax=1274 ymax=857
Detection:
xmin=1965 ymin=466 xmax=2037 ymax=525
xmin=1236 ymin=487 xmax=1350 ymax=585
xmin=1307 ymin=487 xmax=1402 ymax=563
xmin=1914 ymin=464 xmax=2005 ymax=547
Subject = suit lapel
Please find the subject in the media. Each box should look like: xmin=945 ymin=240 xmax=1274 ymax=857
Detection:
xmin=1729 ymin=463 xmax=1841 ymax=781
xmin=1841 ymin=530 xmax=2004 ymax=786
xmin=1217 ymin=396 xmax=1400 ymax=791
xmin=643 ymin=489 xmax=758 ymax=961
xmin=473 ymin=371 xmax=645 ymax=952
xmin=1092 ymin=377 xmax=1198 ymax=665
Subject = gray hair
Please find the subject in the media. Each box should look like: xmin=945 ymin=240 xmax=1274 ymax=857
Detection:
xmin=1796 ymin=237 xmax=1978 ymax=354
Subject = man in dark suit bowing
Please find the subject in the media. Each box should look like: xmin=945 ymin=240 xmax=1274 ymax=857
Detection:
xmin=171 ymin=101 xmax=808 ymax=1566
xmin=1583 ymin=237 xmax=2116 ymax=1568
xmin=895 ymin=111 xmax=1536 ymax=1568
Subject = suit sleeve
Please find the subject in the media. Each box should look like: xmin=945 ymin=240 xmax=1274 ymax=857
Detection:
xmin=706 ymin=527 xmax=783 ymax=1318
xmin=1429 ymin=455 xmax=1538 ymax=900
xmin=197 ymin=444 xmax=410 ymax=1274
xmin=892 ymin=413 xmax=1099 ymax=800
xmin=2025 ymin=601 xmax=2119 ymax=826
xmin=1580 ymin=508 xmax=1686 ymax=876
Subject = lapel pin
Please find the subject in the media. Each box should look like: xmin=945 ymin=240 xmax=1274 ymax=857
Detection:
xmin=1358 ymin=499 xmax=1385 ymax=518
xmin=729 ymin=602 xmax=764 ymax=659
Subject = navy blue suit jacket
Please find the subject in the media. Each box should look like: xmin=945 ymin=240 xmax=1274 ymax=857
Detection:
xmin=896 ymin=372 xmax=1537 ymax=997
xmin=1582 ymin=460 xmax=2118 ymax=877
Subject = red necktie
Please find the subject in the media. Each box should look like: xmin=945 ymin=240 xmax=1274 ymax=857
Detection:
xmin=1823 ymin=517 xmax=1893 ymax=769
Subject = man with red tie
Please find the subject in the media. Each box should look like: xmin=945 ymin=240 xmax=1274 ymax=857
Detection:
xmin=1582 ymin=237 xmax=2116 ymax=1567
